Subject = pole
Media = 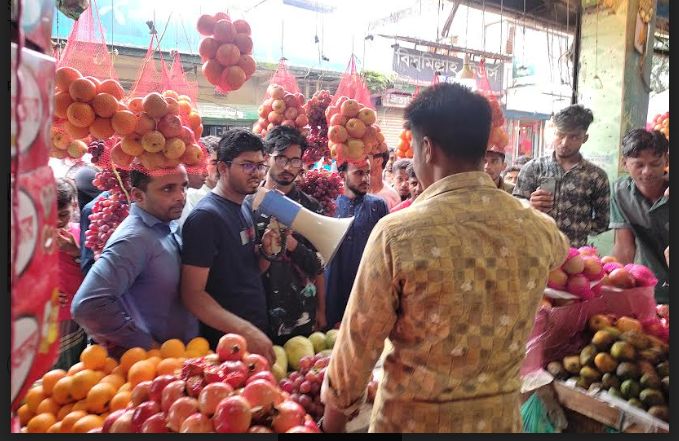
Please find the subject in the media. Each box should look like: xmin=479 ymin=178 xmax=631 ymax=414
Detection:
xmin=571 ymin=1 xmax=581 ymax=104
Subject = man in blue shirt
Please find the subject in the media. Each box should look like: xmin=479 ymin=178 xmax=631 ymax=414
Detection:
xmin=72 ymin=165 xmax=198 ymax=357
xmin=325 ymin=158 xmax=388 ymax=328
xmin=181 ymin=129 xmax=278 ymax=364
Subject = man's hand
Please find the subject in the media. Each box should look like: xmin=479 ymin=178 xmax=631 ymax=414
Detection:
xmin=261 ymin=225 xmax=282 ymax=257
xmin=241 ymin=324 xmax=275 ymax=366
xmin=56 ymin=229 xmax=80 ymax=256
xmin=285 ymin=230 xmax=298 ymax=252
xmin=314 ymin=311 xmax=327 ymax=332
xmin=529 ymin=189 xmax=554 ymax=213
xmin=321 ymin=404 xmax=349 ymax=433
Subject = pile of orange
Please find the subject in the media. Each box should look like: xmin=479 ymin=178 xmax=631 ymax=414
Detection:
xmin=396 ymin=129 xmax=413 ymax=159
xmin=110 ymin=90 xmax=205 ymax=171
xmin=18 ymin=337 xmax=212 ymax=433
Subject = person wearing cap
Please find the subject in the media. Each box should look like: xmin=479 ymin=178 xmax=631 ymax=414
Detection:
xmin=484 ymin=144 xmax=514 ymax=194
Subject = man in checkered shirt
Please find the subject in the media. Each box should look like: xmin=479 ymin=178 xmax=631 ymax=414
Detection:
xmin=512 ymin=105 xmax=610 ymax=247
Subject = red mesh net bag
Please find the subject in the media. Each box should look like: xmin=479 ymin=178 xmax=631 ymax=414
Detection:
xmin=330 ymin=54 xmax=373 ymax=109
xmin=56 ymin=0 xmax=117 ymax=81
xmin=476 ymin=59 xmax=509 ymax=152
xmin=267 ymin=58 xmax=300 ymax=95
xmin=168 ymin=50 xmax=199 ymax=105
xmin=127 ymin=34 xmax=172 ymax=100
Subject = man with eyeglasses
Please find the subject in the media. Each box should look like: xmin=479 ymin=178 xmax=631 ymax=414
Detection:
xmin=243 ymin=125 xmax=327 ymax=344
xmin=178 ymin=135 xmax=220 ymax=226
xmin=180 ymin=128 xmax=277 ymax=364
xmin=513 ymin=104 xmax=610 ymax=247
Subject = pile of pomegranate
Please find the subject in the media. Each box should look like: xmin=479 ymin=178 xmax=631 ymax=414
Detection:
xmin=298 ymin=168 xmax=343 ymax=216
xmin=100 ymin=334 xmax=319 ymax=433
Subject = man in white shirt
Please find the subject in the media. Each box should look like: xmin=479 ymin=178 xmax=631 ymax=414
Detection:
xmin=368 ymin=148 xmax=400 ymax=210
xmin=179 ymin=136 xmax=219 ymax=226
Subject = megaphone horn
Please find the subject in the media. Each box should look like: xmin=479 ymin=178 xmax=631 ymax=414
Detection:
xmin=252 ymin=187 xmax=353 ymax=265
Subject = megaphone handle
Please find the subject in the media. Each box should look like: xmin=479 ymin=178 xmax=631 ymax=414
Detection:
xmin=259 ymin=191 xmax=300 ymax=227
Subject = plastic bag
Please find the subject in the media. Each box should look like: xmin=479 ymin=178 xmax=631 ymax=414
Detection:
xmin=521 ymin=393 xmax=557 ymax=433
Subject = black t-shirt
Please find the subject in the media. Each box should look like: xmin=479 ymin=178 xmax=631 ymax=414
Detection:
xmin=181 ymin=192 xmax=269 ymax=348
xmin=243 ymin=187 xmax=324 ymax=345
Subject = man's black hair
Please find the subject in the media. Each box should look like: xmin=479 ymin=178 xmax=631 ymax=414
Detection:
xmin=513 ymin=155 xmax=532 ymax=167
xmin=552 ymin=104 xmax=594 ymax=132
xmin=373 ymin=150 xmax=390 ymax=168
xmin=392 ymin=158 xmax=412 ymax=174
xmin=56 ymin=178 xmax=76 ymax=210
xmin=406 ymin=162 xmax=417 ymax=179
xmin=622 ymin=128 xmax=669 ymax=158
xmin=200 ymin=135 xmax=221 ymax=155
xmin=503 ymin=165 xmax=521 ymax=176
xmin=404 ymin=83 xmax=492 ymax=163
xmin=217 ymin=128 xmax=265 ymax=163
xmin=263 ymin=125 xmax=308 ymax=155
xmin=130 ymin=170 xmax=153 ymax=192
xmin=337 ymin=161 xmax=349 ymax=173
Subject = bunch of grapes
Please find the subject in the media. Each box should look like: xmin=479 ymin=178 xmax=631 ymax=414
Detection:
xmin=87 ymin=139 xmax=106 ymax=165
xmin=298 ymin=169 xmax=343 ymax=216
xmin=302 ymin=90 xmax=332 ymax=165
xmin=84 ymin=188 xmax=130 ymax=258
xmin=92 ymin=168 xmax=132 ymax=194
xmin=279 ymin=354 xmax=329 ymax=420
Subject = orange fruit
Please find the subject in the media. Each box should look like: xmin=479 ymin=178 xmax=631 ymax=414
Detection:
xmin=220 ymin=65 xmax=246 ymax=90
xmin=36 ymin=397 xmax=60 ymax=416
xmin=26 ymin=413 xmax=56 ymax=433
xmin=128 ymin=97 xmax=144 ymax=113
xmin=51 ymin=376 xmax=75 ymax=405
xmin=195 ymin=124 xmax=203 ymax=138
xmin=42 ymin=369 xmax=68 ymax=396
xmin=71 ymin=399 xmax=89 ymax=412
xmin=184 ymin=349 xmax=201 ymax=359
xmin=127 ymin=360 xmax=156 ymax=387
xmin=60 ymin=410 xmax=88 ymax=432
xmin=71 ymin=414 xmax=104 ymax=433
xmin=55 ymin=66 xmax=82 ymax=92
xmin=63 ymin=121 xmax=90 ymax=139
xmin=163 ymin=90 xmax=180 ymax=100
xmin=111 ymin=110 xmax=138 ymax=136
xmin=24 ymin=385 xmax=46 ymax=413
xmin=80 ymin=345 xmax=108 ymax=370
xmin=160 ymin=339 xmax=186 ymax=359
xmin=85 ymin=76 xmax=102 ymax=89
xmin=56 ymin=403 xmax=75 ymax=421
xmin=100 ymin=374 xmax=125 ymax=391
xmin=69 ymin=77 xmax=97 ymax=102
xmin=17 ymin=404 xmax=34 ymax=426
xmin=187 ymin=337 xmax=210 ymax=356
xmin=146 ymin=349 xmax=162 ymax=358
xmin=118 ymin=382 xmax=132 ymax=393
xmin=120 ymin=347 xmax=147 ymax=374
xmin=110 ymin=366 xmax=125 ymax=378
xmin=47 ymin=421 xmax=63 ymax=433
xmin=98 ymin=79 xmax=126 ymax=100
xmin=66 ymin=102 xmax=96 ymax=128
xmin=187 ymin=112 xmax=202 ymax=130
xmin=54 ymin=92 xmax=74 ymax=119
xmin=86 ymin=382 xmax=117 ymax=414
xmin=103 ymin=357 xmax=118 ymax=374
xmin=109 ymin=391 xmax=132 ymax=411
xmin=156 ymin=357 xmax=182 ymax=376
xmin=178 ymin=100 xmax=192 ymax=116
xmin=146 ymin=356 xmax=162 ymax=368
xmin=91 ymin=93 xmax=119 ymax=118
xmin=142 ymin=92 xmax=168 ymax=118
xmin=70 ymin=369 xmax=102 ymax=400
xmin=89 ymin=118 xmax=115 ymax=139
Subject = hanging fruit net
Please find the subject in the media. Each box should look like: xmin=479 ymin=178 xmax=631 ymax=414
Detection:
xmin=330 ymin=54 xmax=373 ymax=109
xmin=127 ymin=34 xmax=172 ymax=100
xmin=475 ymin=59 xmax=509 ymax=152
xmin=168 ymin=51 xmax=199 ymax=105
xmin=267 ymin=58 xmax=301 ymax=95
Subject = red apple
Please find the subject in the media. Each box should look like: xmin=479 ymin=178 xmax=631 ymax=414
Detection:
xmin=345 ymin=118 xmax=367 ymax=139
xmin=271 ymin=99 xmax=286 ymax=113
xmin=295 ymin=114 xmax=309 ymax=127
xmin=329 ymin=113 xmax=347 ymax=126
xmin=357 ymin=107 xmax=376 ymax=125
xmin=213 ymin=395 xmax=252 ymax=433
xmin=161 ymin=379 xmax=187 ymax=412
xmin=198 ymin=382 xmax=233 ymax=416
xmin=131 ymin=400 xmax=161 ymax=432
xmin=281 ymin=119 xmax=296 ymax=127
xmin=268 ymin=110 xmax=284 ymax=125
xmin=102 ymin=409 xmax=126 ymax=433
xmin=166 ymin=397 xmax=200 ymax=432
xmin=180 ymin=126 xmax=196 ymax=145
xmin=283 ymin=93 xmax=298 ymax=109
xmin=608 ymin=268 xmax=636 ymax=289
xmin=267 ymin=84 xmax=285 ymax=100
xmin=140 ymin=413 xmax=169 ymax=433
xmin=198 ymin=37 xmax=220 ymax=61
xmin=340 ymin=99 xmax=361 ymax=118
xmin=213 ymin=19 xmax=236 ymax=44
xmin=197 ymin=15 xmax=217 ymax=36
xmin=180 ymin=413 xmax=213 ymax=433
xmin=328 ymin=125 xmax=348 ymax=144
xmin=157 ymin=113 xmax=183 ymax=138
xmin=547 ymin=268 xmax=568 ymax=290
xmin=284 ymin=106 xmax=299 ymax=121
xmin=233 ymin=19 xmax=251 ymax=35
xmin=130 ymin=381 xmax=152 ymax=407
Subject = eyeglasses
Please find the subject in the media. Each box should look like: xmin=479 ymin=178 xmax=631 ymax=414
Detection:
xmin=273 ymin=155 xmax=303 ymax=169
xmin=225 ymin=161 xmax=269 ymax=174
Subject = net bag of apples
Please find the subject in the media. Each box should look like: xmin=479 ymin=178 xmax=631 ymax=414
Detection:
xmin=253 ymin=81 xmax=309 ymax=140
xmin=51 ymin=0 xmax=126 ymax=161
xmin=196 ymin=12 xmax=255 ymax=93
xmin=476 ymin=60 xmax=509 ymax=151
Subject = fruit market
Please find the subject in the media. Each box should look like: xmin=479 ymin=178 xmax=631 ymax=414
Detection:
xmin=9 ymin=0 xmax=670 ymax=434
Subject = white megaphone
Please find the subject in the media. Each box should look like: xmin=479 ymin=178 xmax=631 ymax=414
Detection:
xmin=252 ymin=187 xmax=353 ymax=265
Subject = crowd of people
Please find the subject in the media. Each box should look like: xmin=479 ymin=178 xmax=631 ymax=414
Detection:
xmin=50 ymin=83 xmax=669 ymax=432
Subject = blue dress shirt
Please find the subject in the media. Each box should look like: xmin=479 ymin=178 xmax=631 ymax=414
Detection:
xmin=72 ymin=203 xmax=199 ymax=354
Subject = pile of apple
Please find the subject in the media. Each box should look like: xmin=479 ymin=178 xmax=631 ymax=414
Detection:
xmin=100 ymin=333 xmax=319 ymax=433
xmin=648 ymin=112 xmax=669 ymax=140
xmin=197 ymin=12 xmax=256 ymax=92
xmin=396 ymin=129 xmax=413 ymax=159
xmin=18 ymin=337 xmax=212 ymax=433
xmin=110 ymin=91 xmax=205 ymax=172
xmin=252 ymin=84 xmax=309 ymax=139
xmin=325 ymin=97 xmax=384 ymax=163
xmin=50 ymin=66 xmax=127 ymax=159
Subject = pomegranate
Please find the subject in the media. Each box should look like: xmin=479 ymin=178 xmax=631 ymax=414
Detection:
xmin=149 ymin=374 xmax=176 ymax=403
xmin=243 ymin=353 xmax=269 ymax=376
xmin=203 ymin=365 xmax=227 ymax=384
xmin=140 ymin=413 xmax=169 ymax=433
xmin=241 ymin=379 xmax=281 ymax=411
xmin=304 ymin=416 xmax=321 ymax=432
xmin=161 ymin=379 xmax=187 ymax=412
xmin=213 ymin=395 xmax=252 ymax=433
xmin=246 ymin=371 xmax=277 ymax=386
xmin=248 ymin=425 xmax=274 ymax=433
xmin=186 ymin=375 xmax=206 ymax=398
xmin=180 ymin=413 xmax=213 ymax=433
xmin=198 ymin=382 xmax=233 ymax=416
xmin=166 ymin=397 xmax=200 ymax=432
xmin=130 ymin=380 xmax=152 ymax=406
xmin=110 ymin=409 xmax=136 ymax=433
xmin=286 ymin=426 xmax=316 ymax=433
xmin=272 ymin=400 xmax=305 ymax=433
xmin=131 ymin=400 xmax=161 ymax=432
xmin=102 ymin=409 xmax=126 ymax=433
